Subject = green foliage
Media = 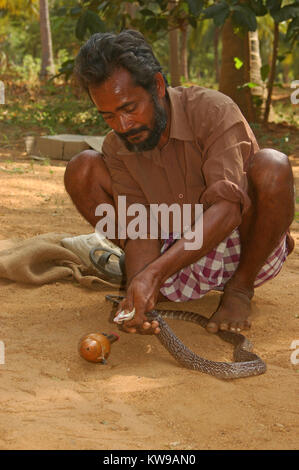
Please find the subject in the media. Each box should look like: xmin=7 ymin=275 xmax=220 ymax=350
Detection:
xmin=202 ymin=2 xmax=230 ymax=26
xmin=231 ymin=4 xmax=257 ymax=31
xmin=13 ymin=55 xmax=41 ymax=83
xmin=75 ymin=9 xmax=106 ymax=39
xmin=0 ymin=82 xmax=110 ymax=143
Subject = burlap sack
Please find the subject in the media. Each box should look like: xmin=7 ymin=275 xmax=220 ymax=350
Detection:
xmin=0 ymin=232 xmax=120 ymax=289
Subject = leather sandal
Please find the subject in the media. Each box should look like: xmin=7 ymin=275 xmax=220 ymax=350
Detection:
xmin=89 ymin=246 xmax=126 ymax=285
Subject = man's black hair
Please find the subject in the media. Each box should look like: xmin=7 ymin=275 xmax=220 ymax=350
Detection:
xmin=74 ymin=29 xmax=168 ymax=93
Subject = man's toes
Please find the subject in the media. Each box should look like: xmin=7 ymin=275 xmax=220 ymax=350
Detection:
xmin=219 ymin=322 xmax=229 ymax=331
xmin=236 ymin=320 xmax=251 ymax=332
xmin=230 ymin=320 xmax=252 ymax=332
xmin=229 ymin=322 xmax=238 ymax=332
xmin=206 ymin=321 xmax=219 ymax=334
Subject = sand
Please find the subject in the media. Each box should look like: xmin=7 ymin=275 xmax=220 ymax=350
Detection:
xmin=0 ymin=148 xmax=298 ymax=450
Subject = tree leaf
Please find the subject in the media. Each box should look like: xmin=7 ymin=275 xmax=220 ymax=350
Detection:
xmin=271 ymin=5 xmax=299 ymax=23
xmin=70 ymin=6 xmax=82 ymax=16
xmin=140 ymin=8 xmax=155 ymax=16
xmin=234 ymin=57 xmax=244 ymax=69
xmin=203 ymin=2 xmax=229 ymax=18
xmin=86 ymin=10 xmax=106 ymax=35
xmin=285 ymin=16 xmax=299 ymax=44
xmin=232 ymin=4 xmax=257 ymax=31
xmin=75 ymin=10 xmax=105 ymax=40
xmin=248 ymin=0 xmax=267 ymax=16
xmin=75 ymin=13 xmax=87 ymax=40
xmin=186 ymin=0 xmax=204 ymax=17
xmin=266 ymin=0 xmax=282 ymax=12
xmin=145 ymin=16 xmax=159 ymax=32
xmin=203 ymin=2 xmax=230 ymax=27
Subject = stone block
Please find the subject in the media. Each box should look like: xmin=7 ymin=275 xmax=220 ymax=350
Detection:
xmin=25 ymin=134 xmax=105 ymax=160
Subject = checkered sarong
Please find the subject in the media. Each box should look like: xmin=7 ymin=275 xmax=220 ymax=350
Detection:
xmin=160 ymin=229 xmax=288 ymax=302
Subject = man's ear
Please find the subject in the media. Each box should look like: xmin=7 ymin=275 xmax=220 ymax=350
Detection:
xmin=155 ymin=72 xmax=166 ymax=98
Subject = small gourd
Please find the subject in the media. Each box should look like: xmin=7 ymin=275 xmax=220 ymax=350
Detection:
xmin=78 ymin=332 xmax=119 ymax=364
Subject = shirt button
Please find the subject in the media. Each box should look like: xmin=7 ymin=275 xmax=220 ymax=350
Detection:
xmin=178 ymin=193 xmax=183 ymax=199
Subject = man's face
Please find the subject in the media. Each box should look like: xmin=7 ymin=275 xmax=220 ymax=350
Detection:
xmin=89 ymin=68 xmax=168 ymax=152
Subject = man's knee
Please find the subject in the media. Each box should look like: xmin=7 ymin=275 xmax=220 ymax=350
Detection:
xmin=248 ymin=148 xmax=293 ymax=191
xmin=64 ymin=149 xmax=103 ymax=196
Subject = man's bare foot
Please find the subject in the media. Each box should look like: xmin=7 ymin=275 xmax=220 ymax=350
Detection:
xmin=206 ymin=285 xmax=254 ymax=334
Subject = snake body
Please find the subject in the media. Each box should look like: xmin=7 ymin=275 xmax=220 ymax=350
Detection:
xmin=148 ymin=309 xmax=266 ymax=379
xmin=106 ymin=296 xmax=266 ymax=380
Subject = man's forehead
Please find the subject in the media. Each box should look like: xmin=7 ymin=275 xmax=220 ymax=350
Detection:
xmin=89 ymin=68 xmax=142 ymax=101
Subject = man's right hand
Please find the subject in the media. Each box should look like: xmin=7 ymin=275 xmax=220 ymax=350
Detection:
xmin=115 ymin=266 xmax=162 ymax=335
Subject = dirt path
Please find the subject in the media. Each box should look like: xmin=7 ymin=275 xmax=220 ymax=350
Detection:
xmin=0 ymin=147 xmax=298 ymax=450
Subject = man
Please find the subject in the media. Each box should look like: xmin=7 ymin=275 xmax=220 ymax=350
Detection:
xmin=64 ymin=30 xmax=294 ymax=336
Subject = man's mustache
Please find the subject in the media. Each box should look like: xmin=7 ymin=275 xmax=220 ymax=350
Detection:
xmin=117 ymin=126 xmax=150 ymax=139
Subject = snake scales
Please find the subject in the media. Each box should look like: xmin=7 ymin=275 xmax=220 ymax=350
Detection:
xmin=106 ymin=295 xmax=266 ymax=380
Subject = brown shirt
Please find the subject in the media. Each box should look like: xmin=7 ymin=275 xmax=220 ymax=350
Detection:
xmin=102 ymin=86 xmax=259 ymax=247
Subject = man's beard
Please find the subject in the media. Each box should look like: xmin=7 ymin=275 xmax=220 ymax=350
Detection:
xmin=115 ymin=94 xmax=167 ymax=152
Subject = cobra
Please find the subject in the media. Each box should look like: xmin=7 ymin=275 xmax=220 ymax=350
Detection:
xmin=107 ymin=295 xmax=266 ymax=380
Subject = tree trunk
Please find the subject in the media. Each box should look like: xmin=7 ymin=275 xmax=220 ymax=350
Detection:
xmin=39 ymin=0 xmax=55 ymax=80
xmin=263 ymin=21 xmax=279 ymax=123
xmin=219 ymin=17 xmax=264 ymax=122
xmin=169 ymin=27 xmax=181 ymax=86
xmin=168 ymin=1 xmax=181 ymax=87
xmin=214 ymin=26 xmax=220 ymax=83
xmin=180 ymin=22 xmax=189 ymax=81
xmin=125 ymin=2 xmax=137 ymax=26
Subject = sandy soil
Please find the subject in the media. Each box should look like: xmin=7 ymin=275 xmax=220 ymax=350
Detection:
xmin=0 ymin=145 xmax=298 ymax=451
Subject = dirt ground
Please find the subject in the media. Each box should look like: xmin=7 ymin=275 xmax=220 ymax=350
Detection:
xmin=0 ymin=135 xmax=298 ymax=450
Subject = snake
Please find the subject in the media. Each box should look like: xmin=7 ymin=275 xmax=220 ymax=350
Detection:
xmin=106 ymin=295 xmax=266 ymax=380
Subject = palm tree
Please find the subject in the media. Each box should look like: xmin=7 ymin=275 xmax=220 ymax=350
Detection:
xmin=39 ymin=0 xmax=55 ymax=80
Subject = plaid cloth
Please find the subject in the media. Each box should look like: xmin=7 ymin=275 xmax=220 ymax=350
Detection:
xmin=160 ymin=229 xmax=288 ymax=302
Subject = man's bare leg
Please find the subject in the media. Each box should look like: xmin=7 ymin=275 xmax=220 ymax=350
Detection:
xmin=64 ymin=150 xmax=123 ymax=247
xmin=206 ymin=149 xmax=295 ymax=333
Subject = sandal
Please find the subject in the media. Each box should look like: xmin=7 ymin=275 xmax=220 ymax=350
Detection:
xmin=89 ymin=246 xmax=126 ymax=285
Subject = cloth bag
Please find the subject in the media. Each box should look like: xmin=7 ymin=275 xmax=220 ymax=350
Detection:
xmin=0 ymin=232 xmax=120 ymax=289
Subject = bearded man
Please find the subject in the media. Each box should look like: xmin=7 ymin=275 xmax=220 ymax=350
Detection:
xmin=64 ymin=30 xmax=294 ymax=335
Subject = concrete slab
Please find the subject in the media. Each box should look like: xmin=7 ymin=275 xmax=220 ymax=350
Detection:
xmin=25 ymin=134 xmax=105 ymax=160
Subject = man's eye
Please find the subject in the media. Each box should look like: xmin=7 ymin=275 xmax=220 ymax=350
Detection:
xmin=125 ymin=105 xmax=136 ymax=113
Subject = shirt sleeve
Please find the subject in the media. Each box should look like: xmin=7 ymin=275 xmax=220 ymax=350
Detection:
xmin=199 ymin=103 xmax=259 ymax=215
xmin=102 ymin=134 xmax=152 ymax=248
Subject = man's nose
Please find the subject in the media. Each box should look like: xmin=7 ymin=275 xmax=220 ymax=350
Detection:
xmin=116 ymin=114 xmax=134 ymax=133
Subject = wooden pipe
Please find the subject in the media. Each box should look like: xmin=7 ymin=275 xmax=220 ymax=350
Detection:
xmin=78 ymin=332 xmax=119 ymax=364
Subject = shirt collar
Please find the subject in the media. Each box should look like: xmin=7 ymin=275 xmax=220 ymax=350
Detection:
xmin=116 ymin=86 xmax=194 ymax=156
